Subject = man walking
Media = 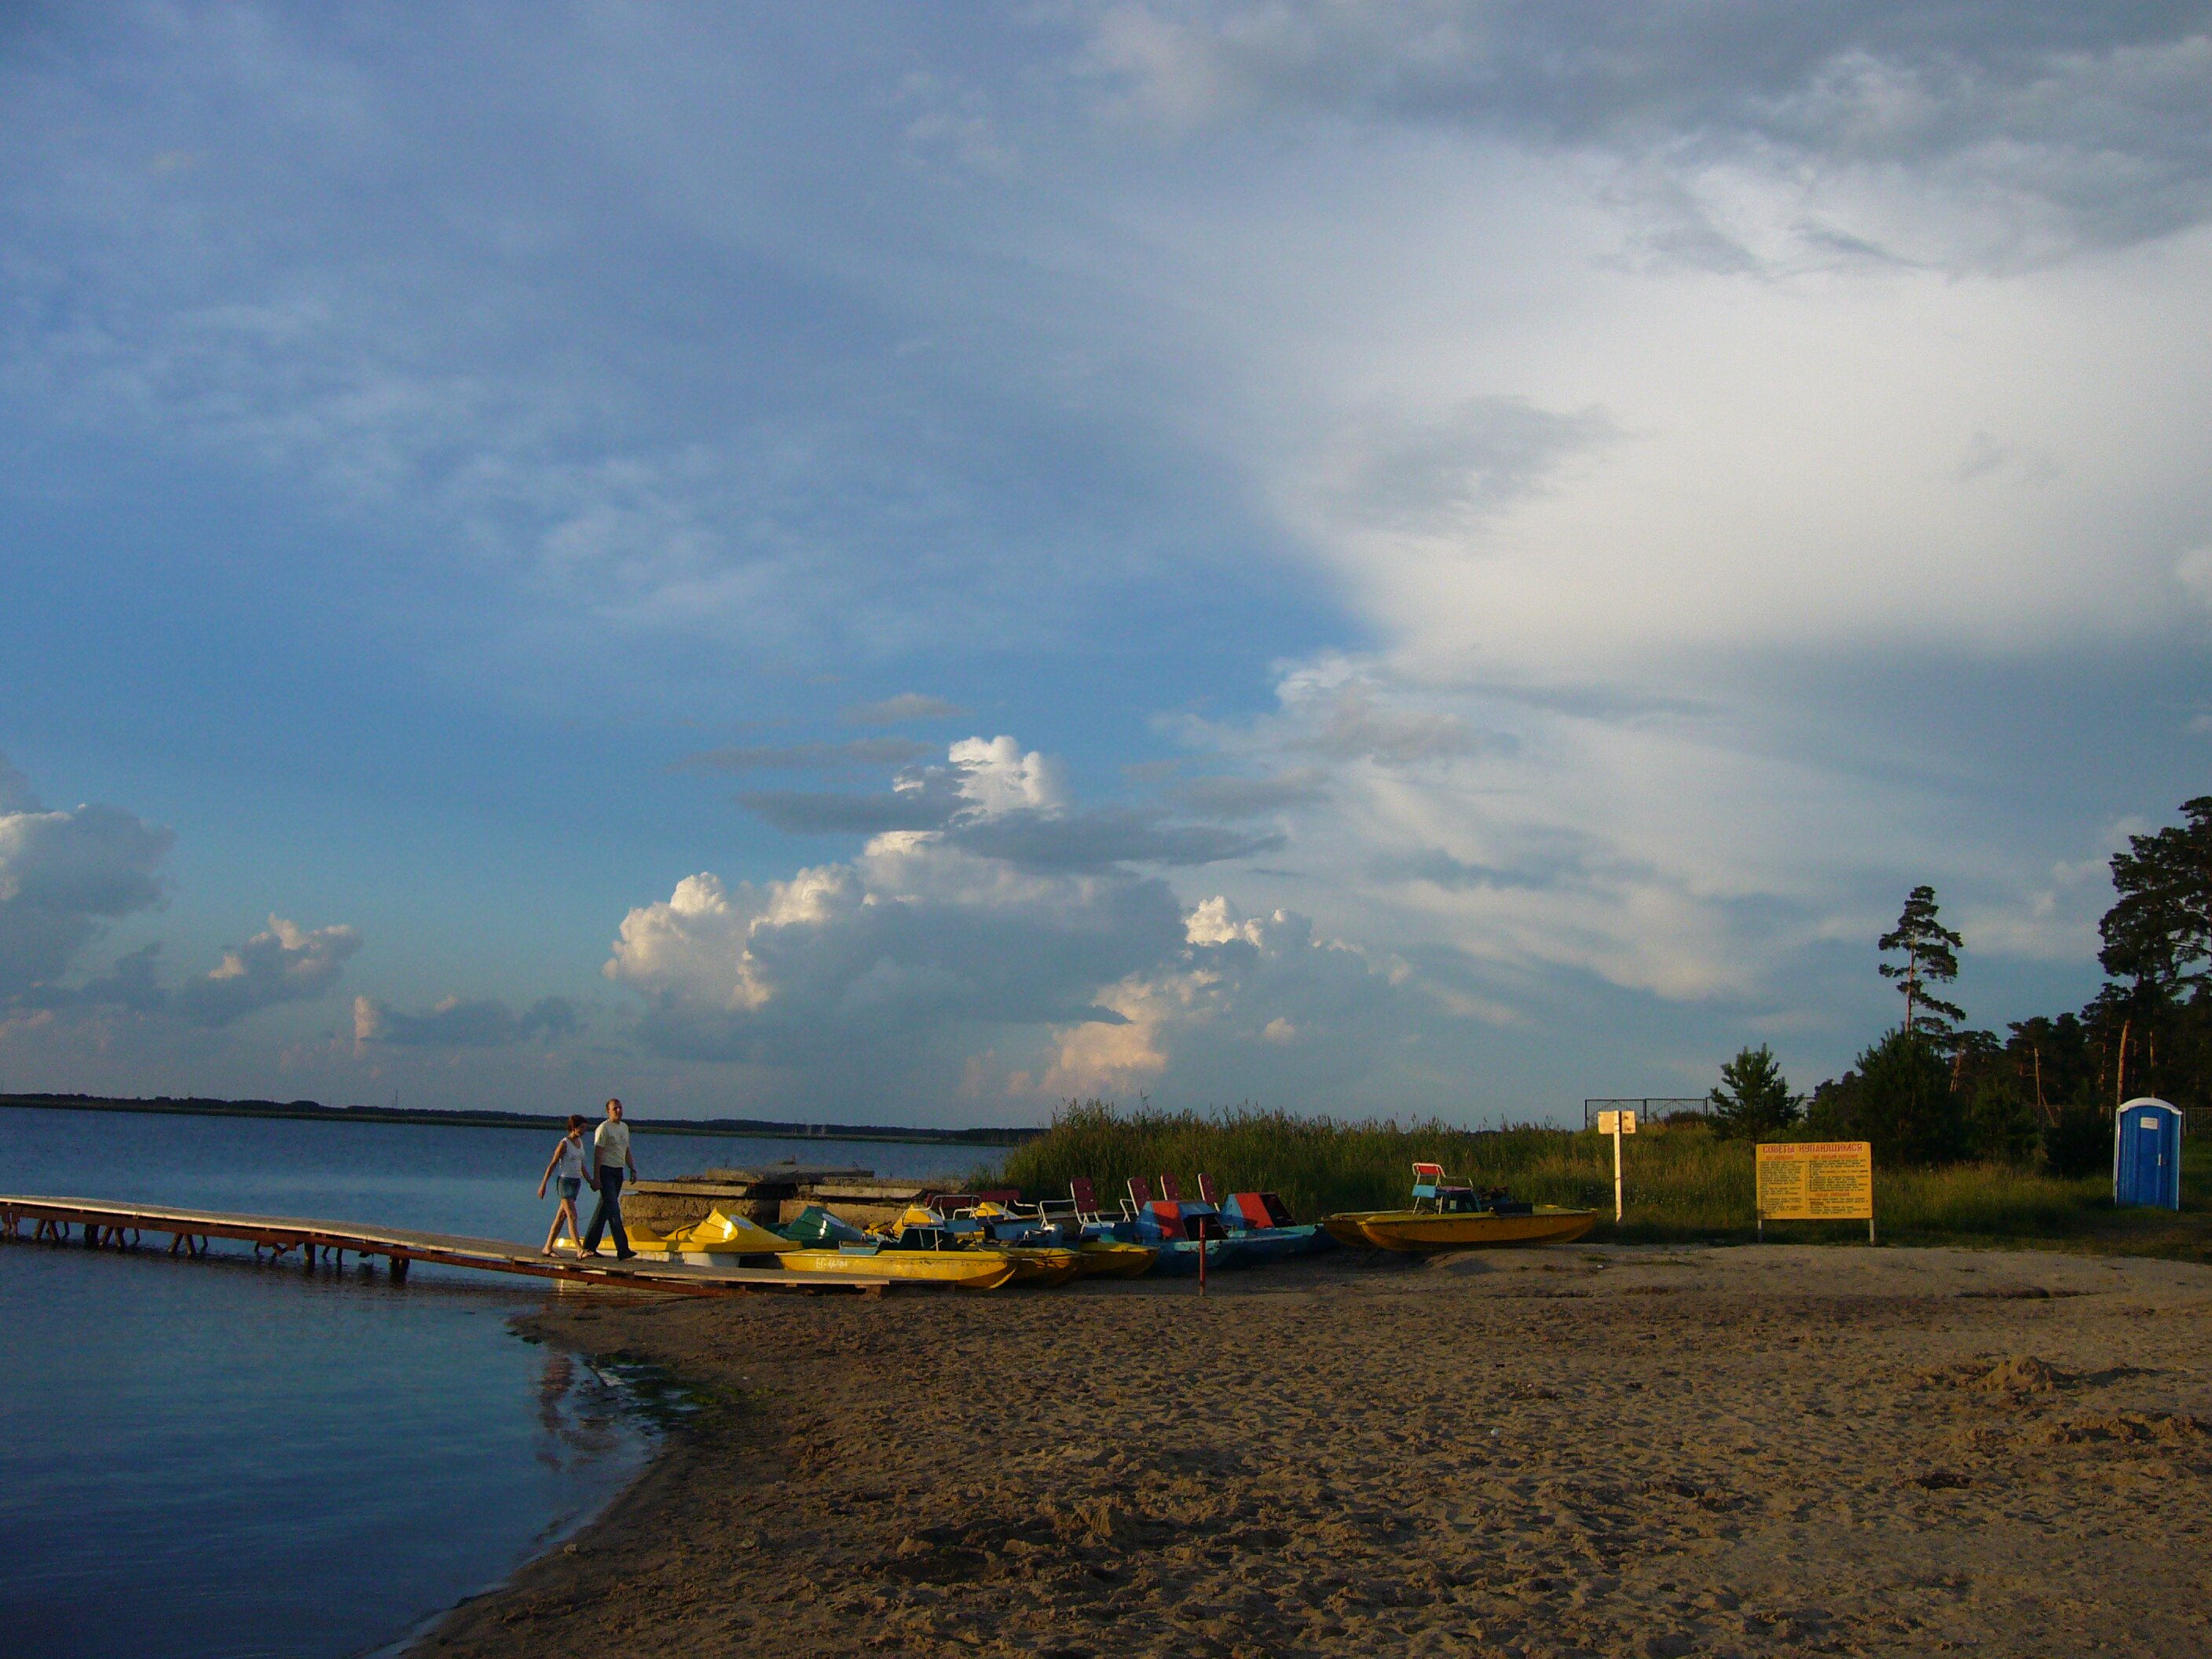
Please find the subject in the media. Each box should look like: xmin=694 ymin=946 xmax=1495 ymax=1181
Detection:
xmin=580 ymin=1097 xmax=639 ymax=1261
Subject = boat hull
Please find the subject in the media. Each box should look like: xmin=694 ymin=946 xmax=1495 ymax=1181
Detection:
xmin=1325 ymin=1207 xmax=1598 ymax=1251
xmin=1075 ymin=1240 xmax=1159 ymax=1277
xmin=984 ymin=1244 xmax=1083 ymax=1286
xmin=777 ymin=1248 xmax=1019 ymax=1289
xmin=1145 ymin=1236 xmax=1260 ymax=1276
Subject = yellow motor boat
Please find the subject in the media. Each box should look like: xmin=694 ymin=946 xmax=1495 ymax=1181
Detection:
xmin=1074 ymin=1238 xmax=1159 ymax=1278
xmin=1326 ymin=1162 xmax=1596 ymax=1252
xmin=775 ymin=1246 xmax=1018 ymax=1289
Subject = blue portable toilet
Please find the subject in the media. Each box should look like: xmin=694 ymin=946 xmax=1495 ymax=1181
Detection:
xmin=2113 ymin=1098 xmax=2184 ymax=1210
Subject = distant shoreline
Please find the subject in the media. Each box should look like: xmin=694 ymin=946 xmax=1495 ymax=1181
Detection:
xmin=0 ymin=1093 xmax=1042 ymax=1148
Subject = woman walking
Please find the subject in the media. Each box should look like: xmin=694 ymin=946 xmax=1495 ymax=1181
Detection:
xmin=537 ymin=1115 xmax=590 ymax=1255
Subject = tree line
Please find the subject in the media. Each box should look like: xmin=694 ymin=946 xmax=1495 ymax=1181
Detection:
xmin=1707 ymin=795 xmax=2210 ymax=1174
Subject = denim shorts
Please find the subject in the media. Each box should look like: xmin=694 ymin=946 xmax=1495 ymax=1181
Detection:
xmin=557 ymin=1176 xmax=581 ymax=1203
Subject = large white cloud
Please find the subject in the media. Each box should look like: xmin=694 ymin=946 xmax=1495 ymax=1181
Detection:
xmin=0 ymin=755 xmax=173 ymax=1000
xmin=605 ymin=735 xmax=1436 ymax=1106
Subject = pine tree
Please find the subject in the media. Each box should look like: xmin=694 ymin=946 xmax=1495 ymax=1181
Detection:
xmin=2100 ymin=796 xmax=2212 ymax=995
xmin=1879 ymin=885 xmax=1965 ymax=1043
xmin=1707 ymin=1044 xmax=1802 ymax=1140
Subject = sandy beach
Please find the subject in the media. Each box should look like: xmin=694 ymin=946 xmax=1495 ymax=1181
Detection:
xmin=416 ymin=1244 xmax=2212 ymax=1658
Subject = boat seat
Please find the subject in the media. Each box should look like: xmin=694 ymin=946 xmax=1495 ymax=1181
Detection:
xmin=1158 ymin=1173 xmax=1186 ymax=1203
xmin=1196 ymin=1173 xmax=1222 ymax=1205
xmin=1230 ymin=1191 xmax=1294 ymax=1229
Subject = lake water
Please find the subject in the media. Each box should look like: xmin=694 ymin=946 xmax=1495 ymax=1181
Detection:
xmin=0 ymin=1106 xmax=975 ymax=1659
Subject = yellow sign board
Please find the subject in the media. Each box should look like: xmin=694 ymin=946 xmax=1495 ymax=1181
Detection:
xmin=1596 ymin=1110 xmax=1638 ymax=1135
xmin=1756 ymin=1141 xmax=1873 ymax=1221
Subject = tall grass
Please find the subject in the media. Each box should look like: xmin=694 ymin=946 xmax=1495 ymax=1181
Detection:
xmin=987 ymin=1101 xmax=2212 ymax=1258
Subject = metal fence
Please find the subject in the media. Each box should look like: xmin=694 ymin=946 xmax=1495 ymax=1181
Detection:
xmin=1582 ymin=1097 xmax=1708 ymax=1130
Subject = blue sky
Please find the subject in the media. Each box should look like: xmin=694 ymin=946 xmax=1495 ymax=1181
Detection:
xmin=3 ymin=4 xmax=2209 ymax=1124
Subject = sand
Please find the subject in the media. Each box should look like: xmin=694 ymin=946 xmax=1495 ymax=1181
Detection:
xmin=415 ymin=1244 xmax=2212 ymax=1658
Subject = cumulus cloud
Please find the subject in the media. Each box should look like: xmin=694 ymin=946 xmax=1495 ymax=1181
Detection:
xmin=0 ymin=755 xmax=173 ymax=1001
xmin=606 ymin=711 xmax=1463 ymax=1108
xmin=1038 ymin=897 xmax=1412 ymax=1098
xmin=604 ymin=851 xmax=1185 ymax=1064
xmin=353 ymin=994 xmax=580 ymax=1049
xmin=174 ymin=916 xmax=361 ymax=1027
xmin=844 ymin=693 xmax=971 ymax=724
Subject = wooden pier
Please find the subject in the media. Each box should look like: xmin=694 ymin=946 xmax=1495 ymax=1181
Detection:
xmin=0 ymin=1194 xmax=892 ymax=1297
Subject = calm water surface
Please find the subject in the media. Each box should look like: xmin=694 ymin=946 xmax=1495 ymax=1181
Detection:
xmin=0 ymin=1106 xmax=969 ymax=1659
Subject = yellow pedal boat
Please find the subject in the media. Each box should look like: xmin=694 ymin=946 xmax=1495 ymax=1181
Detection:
xmin=1327 ymin=1162 xmax=1597 ymax=1251
xmin=776 ymin=1247 xmax=1018 ymax=1290
xmin=981 ymin=1243 xmax=1083 ymax=1286
xmin=1074 ymin=1238 xmax=1159 ymax=1278
xmin=1324 ymin=1207 xmax=1597 ymax=1251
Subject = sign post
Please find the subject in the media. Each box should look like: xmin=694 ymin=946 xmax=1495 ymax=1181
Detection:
xmin=1595 ymin=1109 xmax=1638 ymax=1222
xmin=1755 ymin=1141 xmax=1874 ymax=1243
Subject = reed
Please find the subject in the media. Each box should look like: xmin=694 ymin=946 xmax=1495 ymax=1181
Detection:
xmin=988 ymin=1101 xmax=2212 ymax=1258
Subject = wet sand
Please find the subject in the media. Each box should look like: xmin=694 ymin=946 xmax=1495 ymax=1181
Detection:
xmin=416 ymin=1245 xmax=2212 ymax=1657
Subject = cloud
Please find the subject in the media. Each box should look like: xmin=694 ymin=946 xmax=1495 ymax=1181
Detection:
xmin=0 ymin=756 xmax=39 ymax=815
xmin=174 ymin=916 xmax=361 ymax=1027
xmin=672 ymin=738 xmax=932 ymax=773
xmin=2177 ymin=546 xmax=2212 ymax=607
xmin=740 ymin=734 xmax=1277 ymax=870
xmin=353 ymin=993 xmax=580 ymax=1049
xmin=1167 ymin=770 xmax=1331 ymax=817
xmin=844 ymin=693 xmax=971 ymax=724
xmin=1038 ymin=897 xmax=1413 ymax=1098
xmin=1280 ymin=672 xmax=1510 ymax=767
xmin=1076 ymin=3 xmax=2212 ymax=265
xmin=946 ymin=808 xmax=1281 ymax=873
xmin=0 ymin=756 xmax=174 ymax=1000
xmin=604 ymin=851 xmax=1185 ymax=1065
xmin=1315 ymin=397 xmax=1618 ymax=537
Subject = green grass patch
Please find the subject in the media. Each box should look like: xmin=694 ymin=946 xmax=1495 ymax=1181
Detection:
xmin=986 ymin=1102 xmax=2212 ymax=1261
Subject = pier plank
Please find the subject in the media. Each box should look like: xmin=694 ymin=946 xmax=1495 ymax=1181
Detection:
xmin=0 ymin=1195 xmax=891 ymax=1298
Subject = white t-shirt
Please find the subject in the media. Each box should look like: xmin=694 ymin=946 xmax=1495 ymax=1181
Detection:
xmin=553 ymin=1138 xmax=584 ymax=1180
xmin=594 ymin=1119 xmax=632 ymax=1170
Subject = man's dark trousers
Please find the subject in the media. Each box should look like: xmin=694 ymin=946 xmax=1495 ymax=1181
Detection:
xmin=582 ymin=1166 xmax=632 ymax=1258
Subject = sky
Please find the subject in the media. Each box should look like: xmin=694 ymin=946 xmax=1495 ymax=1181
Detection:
xmin=2 ymin=2 xmax=2209 ymax=1126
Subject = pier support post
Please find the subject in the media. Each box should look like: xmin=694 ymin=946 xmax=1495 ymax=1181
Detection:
xmin=389 ymin=1254 xmax=409 ymax=1281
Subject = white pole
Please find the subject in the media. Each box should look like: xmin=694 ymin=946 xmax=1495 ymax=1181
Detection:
xmin=1613 ymin=1119 xmax=1624 ymax=1223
